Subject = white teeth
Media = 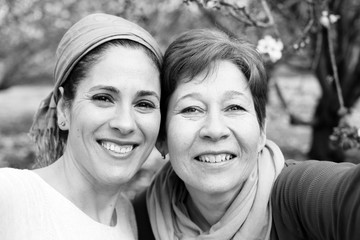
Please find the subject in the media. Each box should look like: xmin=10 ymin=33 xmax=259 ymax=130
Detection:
xmin=101 ymin=141 xmax=133 ymax=154
xmin=197 ymin=154 xmax=233 ymax=163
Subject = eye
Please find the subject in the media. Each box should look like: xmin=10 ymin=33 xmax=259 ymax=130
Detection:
xmin=92 ymin=94 xmax=114 ymax=104
xmin=135 ymin=100 xmax=156 ymax=109
xmin=226 ymin=105 xmax=245 ymax=112
xmin=180 ymin=106 xmax=202 ymax=114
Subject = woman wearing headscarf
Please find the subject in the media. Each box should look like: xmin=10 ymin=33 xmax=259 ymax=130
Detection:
xmin=133 ymin=28 xmax=360 ymax=240
xmin=0 ymin=13 xmax=162 ymax=240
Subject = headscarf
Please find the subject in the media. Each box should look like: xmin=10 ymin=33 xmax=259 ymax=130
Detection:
xmin=29 ymin=13 xmax=163 ymax=167
xmin=146 ymin=140 xmax=285 ymax=240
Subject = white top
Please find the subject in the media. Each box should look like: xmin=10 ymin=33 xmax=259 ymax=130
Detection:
xmin=0 ymin=168 xmax=137 ymax=240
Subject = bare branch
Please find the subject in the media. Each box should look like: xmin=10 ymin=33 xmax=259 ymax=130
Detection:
xmin=311 ymin=31 xmax=323 ymax=71
xmin=199 ymin=7 xmax=237 ymax=36
xmin=220 ymin=1 xmax=273 ymax=28
xmin=327 ymin=25 xmax=347 ymax=115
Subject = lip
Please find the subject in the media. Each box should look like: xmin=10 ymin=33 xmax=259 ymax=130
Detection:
xmin=97 ymin=137 xmax=139 ymax=146
xmin=193 ymin=151 xmax=237 ymax=163
xmin=97 ymin=138 xmax=139 ymax=158
xmin=194 ymin=150 xmax=237 ymax=157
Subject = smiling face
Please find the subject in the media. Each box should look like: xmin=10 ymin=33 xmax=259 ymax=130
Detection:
xmin=59 ymin=46 xmax=160 ymax=187
xmin=165 ymin=60 xmax=266 ymax=196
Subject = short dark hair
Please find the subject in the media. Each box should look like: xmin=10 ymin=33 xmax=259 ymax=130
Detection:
xmin=160 ymin=28 xmax=267 ymax=140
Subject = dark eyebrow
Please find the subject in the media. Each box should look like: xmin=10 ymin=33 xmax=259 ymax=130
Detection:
xmin=89 ymin=85 xmax=119 ymax=94
xmin=137 ymin=90 xmax=160 ymax=101
xmin=89 ymin=85 xmax=159 ymax=101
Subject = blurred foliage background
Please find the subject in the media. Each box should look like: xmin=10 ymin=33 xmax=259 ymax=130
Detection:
xmin=0 ymin=0 xmax=359 ymax=171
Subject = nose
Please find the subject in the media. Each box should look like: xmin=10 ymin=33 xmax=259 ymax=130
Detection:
xmin=109 ymin=105 xmax=136 ymax=135
xmin=199 ymin=111 xmax=230 ymax=141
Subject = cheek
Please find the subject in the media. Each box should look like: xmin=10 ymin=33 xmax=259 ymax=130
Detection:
xmin=71 ymin=111 xmax=102 ymax=131
xmin=167 ymin=120 xmax=183 ymax=147
xmin=166 ymin=120 xmax=195 ymax=157
xmin=230 ymin=118 xmax=262 ymax=146
xmin=68 ymin=108 xmax=109 ymax=146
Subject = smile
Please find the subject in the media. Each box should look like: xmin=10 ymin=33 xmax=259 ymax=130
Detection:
xmin=100 ymin=141 xmax=135 ymax=154
xmin=195 ymin=153 xmax=235 ymax=163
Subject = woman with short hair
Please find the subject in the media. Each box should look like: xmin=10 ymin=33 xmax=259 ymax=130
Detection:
xmin=133 ymin=28 xmax=360 ymax=240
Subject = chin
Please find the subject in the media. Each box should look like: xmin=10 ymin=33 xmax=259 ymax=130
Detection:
xmin=190 ymin=180 xmax=238 ymax=195
xmin=102 ymin=169 xmax=134 ymax=185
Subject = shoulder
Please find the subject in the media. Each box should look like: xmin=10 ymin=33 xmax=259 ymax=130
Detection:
xmin=279 ymin=159 xmax=355 ymax=180
xmin=0 ymin=168 xmax=42 ymax=214
xmin=274 ymin=159 xmax=356 ymax=199
xmin=0 ymin=166 xmax=41 ymax=181
xmin=273 ymin=159 xmax=357 ymax=209
xmin=0 ymin=166 xmax=26 ymax=176
xmin=272 ymin=160 xmax=360 ymax=240
xmin=0 ymin=167 xmax=36 ymax=190
xmin=0 ymin=168 xmax=48 ymax=203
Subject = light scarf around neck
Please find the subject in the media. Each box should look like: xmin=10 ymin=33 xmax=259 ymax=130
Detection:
xmin=146 ymin=140 xmax=284 ymax=240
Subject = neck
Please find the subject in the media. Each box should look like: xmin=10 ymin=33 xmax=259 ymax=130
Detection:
xmin=185 ymin=183 xmax=243 ymax=228
xmin=33 ymin=154 xmax=124 ymax=226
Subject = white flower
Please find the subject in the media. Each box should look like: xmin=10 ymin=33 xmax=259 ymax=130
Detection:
xmin=329 ymin=14 xmax=340 ymax=23
xmin=256 ymin=35 xmax=284 ymax=63
xmin=320 ymin=11 xmax=330 ymax=28
xmin=320 ymin=10 xmax=340 ymax=28
xmin=205 ymin=0 xmax=220 ymax=9
xmin=358 ymin=128 xmax=360 ymax=137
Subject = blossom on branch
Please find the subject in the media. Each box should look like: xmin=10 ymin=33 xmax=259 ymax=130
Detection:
xmin=205 ymin=0 xmax=220 ymax=9
xmin=320 ymin=11 xmax=340 ymax=28
xmin=256 ymin=35 xmax=283 ymax=63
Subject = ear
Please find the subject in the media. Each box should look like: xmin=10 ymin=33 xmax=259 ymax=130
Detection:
xmin=56 ymin=87 xmax=70 ymax=131
xmin=155 ymin=136 xmax=168 ymax=158
xmin=257 ymin=119 xmax=267 ymax=153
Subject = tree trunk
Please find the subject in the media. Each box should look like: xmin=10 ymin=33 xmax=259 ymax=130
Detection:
xmin=308 ymin=96 xmax=344 ymax=162
xmin=308 ymin=0 xmax=360 ymax=161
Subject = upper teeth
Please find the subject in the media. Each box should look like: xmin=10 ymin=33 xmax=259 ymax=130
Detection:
xmin=101 ymin=141 xmax=133 ymax=154
xmin=197 ymin=154 xmax=233 ymax=163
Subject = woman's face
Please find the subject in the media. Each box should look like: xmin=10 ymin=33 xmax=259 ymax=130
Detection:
xmin=62 ymin=46 xmax=160 ymax=186
xmin=166 ymin=60 xmax=266 ymax=196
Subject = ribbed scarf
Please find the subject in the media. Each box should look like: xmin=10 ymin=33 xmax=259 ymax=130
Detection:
xmin=147 ymin=140 xmax=284 ymax=240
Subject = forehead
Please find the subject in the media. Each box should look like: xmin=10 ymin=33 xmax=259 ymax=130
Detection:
xmin=175 ymin=60 xmax=250 ymax=95
xmin=94 ymin=45 xmax=157 ymax=74
xmin=78 ymin=46 xmax=160 ymax=92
